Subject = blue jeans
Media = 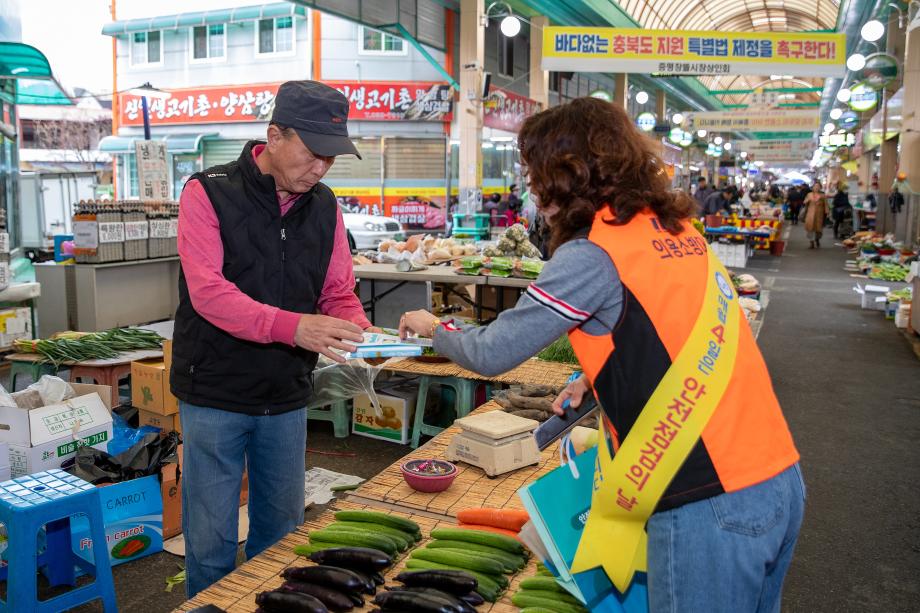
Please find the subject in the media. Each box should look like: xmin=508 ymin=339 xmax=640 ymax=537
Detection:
xmin=180 ymin=402 xmax=307 ymax=598
xmin=647 ymin=463 xmax=805 ymax=613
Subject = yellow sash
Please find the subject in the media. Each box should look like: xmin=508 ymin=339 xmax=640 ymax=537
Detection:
xmin=570 ymin=248 xmax=741 ymax=592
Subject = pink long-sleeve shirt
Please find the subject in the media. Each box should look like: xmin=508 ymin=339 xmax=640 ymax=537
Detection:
xmin=178 ymin=144 xmax=371 ymax=346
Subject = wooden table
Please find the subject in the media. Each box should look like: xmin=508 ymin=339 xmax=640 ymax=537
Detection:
xmin=347 ymin=400 xmax=565 ymax=519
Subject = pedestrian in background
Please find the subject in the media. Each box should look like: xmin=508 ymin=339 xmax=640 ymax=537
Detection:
xmin=831 ymin=184 xmax=851 ymax=239
xmin=803 ymin=183 xmax=828 ymax=248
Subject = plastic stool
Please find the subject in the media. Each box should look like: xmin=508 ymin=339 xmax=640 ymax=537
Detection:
xmin=8 ymin=361 xmax=57 ymax=392
xmin=410 ymin=375 xmax=479 ymax=448
xmin=307 ymin=399 xmax=351 ymax=438
xmin=69 ymin=363 xmax=132 ymax=407
xmin=0 ymin=470 xmax=117 ymax=613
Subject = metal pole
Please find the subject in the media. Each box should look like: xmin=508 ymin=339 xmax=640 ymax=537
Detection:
xmin=141 ymin=96 xmax=151 ymax=141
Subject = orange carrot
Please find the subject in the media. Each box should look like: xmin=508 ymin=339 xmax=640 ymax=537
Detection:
xmin=457 ymin=508 xmax=530 ymax=532
xmin=458 ymin=523 xmax=522 ymax=541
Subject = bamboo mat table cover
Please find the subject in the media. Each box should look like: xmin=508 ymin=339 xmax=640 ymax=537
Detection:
xmin=347 ymin=401 xmax=563 ymax=519
xmin=174 ymin=499 xmax=538 ymax=613
xmin=383 ymin=358 xmax=576 ymax=389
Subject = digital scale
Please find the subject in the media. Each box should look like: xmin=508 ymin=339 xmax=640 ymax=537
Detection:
xmin=445 ymin=410 xmax=542 ymax=477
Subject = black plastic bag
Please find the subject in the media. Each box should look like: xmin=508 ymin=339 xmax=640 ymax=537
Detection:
xmin=63 ymin=431 xmax=181 ymax=485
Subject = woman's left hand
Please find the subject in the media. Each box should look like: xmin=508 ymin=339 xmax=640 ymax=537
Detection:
xmin=399 ymin=310 xmax=440 ymax=339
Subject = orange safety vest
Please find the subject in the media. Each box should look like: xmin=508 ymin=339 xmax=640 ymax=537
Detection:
xmin=569 ymin=209 xmax=798 ymax=510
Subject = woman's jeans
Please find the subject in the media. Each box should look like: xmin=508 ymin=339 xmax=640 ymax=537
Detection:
xmin=647 ymin=463 xmax=806 ymax=613
xmin=180 ymin=402 xmax=307 ymax=598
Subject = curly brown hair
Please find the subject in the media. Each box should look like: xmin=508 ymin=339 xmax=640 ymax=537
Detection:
xmin=518 ymin=97 xmax=695 ymax=252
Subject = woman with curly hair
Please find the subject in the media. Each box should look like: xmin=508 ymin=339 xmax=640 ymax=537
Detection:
xmin=400 ymin=97 xmax=803 ymax=612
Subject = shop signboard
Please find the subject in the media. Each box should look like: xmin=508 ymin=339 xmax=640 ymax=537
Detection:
xmin=838 ymin=110 xmax=859 ymax=131
xmin=859 ymin=53 xmax=899 ymax=90
xmin=542 ymin=27 xmax=845 ymax=77
xmin=118 ymin=81 xmax=453 ymax=127
xmin=635 ymin=112 xmax=656 ymax=132
xmin=735 ymin=139 xmax=814 ymax=161
xmin=819 ymin=132 xmax=855 ymax=149
xmin=484 ymin=87 xmax=541 ymax=133
xmin=684 ymin=109 xmax=819 ymax=131
xmin=589 ymin=90 xmax=612 ymax=102
xmin=848 ymin=83 xmax=877 ymax=112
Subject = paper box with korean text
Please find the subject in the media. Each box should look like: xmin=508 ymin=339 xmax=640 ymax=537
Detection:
xmin=0 ymin=384 xmax=113 ymax=478
xmin=352 ymin=388 xmax=417 ymax=444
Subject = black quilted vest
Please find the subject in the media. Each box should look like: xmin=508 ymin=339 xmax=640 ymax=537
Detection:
xmin=170 ymin=140 xmax=337 ymax=415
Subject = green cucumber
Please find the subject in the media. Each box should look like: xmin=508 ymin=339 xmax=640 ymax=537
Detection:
xmin=403 ymin=559 xmax=501 ymax=601
xmin=430 ymin=527 xmax=523 ymax=554
xmin=423 ymin=546 xmax=518 ymax=573
xmin=519 ymin=589 xmax=584 ymax=606
xmin=426 ymin=540 xmax=525 ymax=569
xmin=308 ymin=529 xmax=397 ymax=555
xmin=334 ymin=510 xmax=421 ymax=537
xmin=410 ymin=548 xmax=505 ymax=575
xmin=512 ymin=592 xmax=588 ymax=613
xmin=319 ymin=526 xmax=403 ymax=552
xmin=520 ymin=577 xmax=569 ymax=593
xmin=326 ymin=522 xmax=410 ymax=551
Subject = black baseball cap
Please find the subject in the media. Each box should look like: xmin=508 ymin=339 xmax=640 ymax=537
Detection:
xmin=271 ymin=80 xmax=362 ymax=159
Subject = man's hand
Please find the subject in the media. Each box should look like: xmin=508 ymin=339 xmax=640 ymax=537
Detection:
xmin=365 ymin=326 xmax=385 ymax=334
xmin=552 ymin=375 xmax=591 ymax=416
xmin=294 ymin=314 xmax=365 ymax=363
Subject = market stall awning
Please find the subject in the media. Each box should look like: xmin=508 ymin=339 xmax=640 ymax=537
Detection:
xmin=15 ymin=78 xmax=73 ymax=105
xmin=102 ymin=2 xmax=307 ymax=36
xmin=99 ymin=133 xmax=218 ymax=154
xmin=0 ymin=42 xmax=53 ymax=80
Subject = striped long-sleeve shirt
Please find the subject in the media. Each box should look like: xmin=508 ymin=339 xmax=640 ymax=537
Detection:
xmin=433 ymin=238 xmax=623 ymax=376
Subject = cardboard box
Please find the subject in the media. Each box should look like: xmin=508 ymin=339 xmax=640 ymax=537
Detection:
xmin=161 ymin=444 xmax=249 ymax=540
xmin=162 ymin=339 xmax=173 ymax=374
xmin=71 ymin=474 xmax=163 ymax=566
xmin=1 ymin=384 xmax=113 ymax=478
xmin=854 ymin=283 xmax=890 ymax=311
xmin=352 ymin=387 xmax=417 ymax=444
xmin=131 ymin=360 xmax=178 ymax=416
xmin=0 ymin=307 xmax=31 ymax=349
xmin=137 ymin=408 xmax=173 ymax=431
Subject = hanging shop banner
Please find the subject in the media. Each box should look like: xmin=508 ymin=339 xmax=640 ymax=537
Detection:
xmin=134 ymin=141 xmax=169 ymax=200
xmin=483 ymin=87 xmax=541 ymax=133
xmin=327 ymin=81 xmax=453 ymax=122
xmin=119 ymin=81 xmax=452 ymax=126
xmin=860 ymin=53 xmax=899 ymax=90
xmin=735 ymin=139 xmax=815 ymax=161
xmin=683 ymin=109 xmax=820 ymax=132
xmin=636 ymin=112 xmax=657 ymax=132
xmin=542 ymin=27 xmax=846 ymax=77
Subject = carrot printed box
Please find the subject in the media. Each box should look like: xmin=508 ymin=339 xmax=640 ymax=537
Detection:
xmin=70 ymin=474 xmax=163 ymax=566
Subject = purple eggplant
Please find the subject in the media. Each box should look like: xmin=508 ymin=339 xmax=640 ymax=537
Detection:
xmin=256 ymin=590 xmax=328 ymax=613
xmin=283 ymin=565 xmax=366 ymax=594
xmin=309 ymin=547 xmax=392 ymax=572
xmin=281 ymin=581 xmax=356 ymax=611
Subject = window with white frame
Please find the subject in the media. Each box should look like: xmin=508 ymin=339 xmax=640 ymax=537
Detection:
xmin=257 ymin=16 xmax=294 ymax=55
xmin=358 ymin=26 xmax=406 ymax=55
xmin=130 ymin=31 xmax=161 ymax=66
xmin=191 ymin=24 xmax=226 ymax=62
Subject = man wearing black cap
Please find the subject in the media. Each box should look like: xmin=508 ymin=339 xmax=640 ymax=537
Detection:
xmin=171 ymin=81 xmax=376 ymax=596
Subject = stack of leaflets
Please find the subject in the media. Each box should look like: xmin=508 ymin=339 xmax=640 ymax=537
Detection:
xmin=343 ymin=333 xmax=425 ymax=360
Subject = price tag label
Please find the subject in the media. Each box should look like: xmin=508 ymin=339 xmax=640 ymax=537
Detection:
xmin=124 ymin=221 xmax=150 ymax=240
xmin=98 ymin=222 xmax=125 ymax=244
xmin=149 ymin=220 xmax=170 ymax=238
xmin=167 ymin=218 xmax=179 ymax=238
xmin=73 ymin=221 xmax=99 ymax=249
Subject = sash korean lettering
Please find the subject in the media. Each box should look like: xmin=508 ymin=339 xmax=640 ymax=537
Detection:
xmin=571 ymin=248 xmax=741 ymax=591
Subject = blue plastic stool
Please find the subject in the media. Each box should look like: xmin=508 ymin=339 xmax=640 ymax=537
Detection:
xmin=0 ymin=470 xmax=117 ymax=612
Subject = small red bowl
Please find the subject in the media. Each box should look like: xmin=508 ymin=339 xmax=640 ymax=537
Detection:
xmin=401 ymin=459 xmax=458 ymax=493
